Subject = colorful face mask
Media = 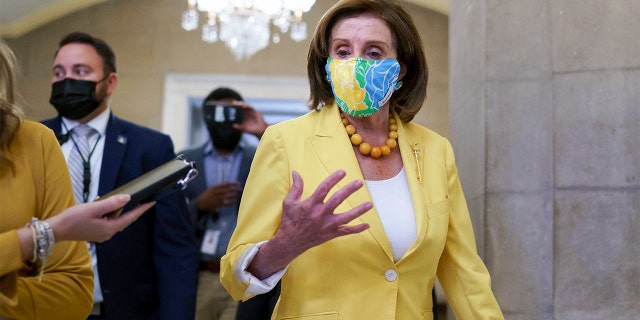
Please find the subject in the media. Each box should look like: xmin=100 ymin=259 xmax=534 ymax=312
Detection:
xmin=325 ymin=57 xmax=401 ymax=117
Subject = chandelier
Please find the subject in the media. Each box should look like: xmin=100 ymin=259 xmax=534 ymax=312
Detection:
xmin=181 ymin=0 xmax=317 ymax=61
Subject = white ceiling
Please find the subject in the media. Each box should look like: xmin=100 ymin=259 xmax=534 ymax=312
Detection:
xmin=0 ymin=0 xmax=449 ymax=38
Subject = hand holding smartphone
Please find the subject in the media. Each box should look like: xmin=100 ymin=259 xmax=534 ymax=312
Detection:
xmin=203 ymin=103 xmax=243 ymax=124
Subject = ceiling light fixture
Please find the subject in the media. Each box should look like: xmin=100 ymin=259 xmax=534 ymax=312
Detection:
xmin=181 ymin=0 xmax=316 ymax=61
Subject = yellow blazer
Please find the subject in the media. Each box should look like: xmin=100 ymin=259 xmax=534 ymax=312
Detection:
xmin=221 ymin=105 xmax=503 ymax=320
xmin=0 ymin=121 xmax=93 ymax=319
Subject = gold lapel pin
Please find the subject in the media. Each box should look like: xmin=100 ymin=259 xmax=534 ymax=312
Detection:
xmin=410 ymin=143 xmax=423 ymax=183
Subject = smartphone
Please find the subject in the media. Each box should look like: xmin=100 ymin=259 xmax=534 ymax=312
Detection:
xmin=203 ymin=103 xmax=243 ymax=124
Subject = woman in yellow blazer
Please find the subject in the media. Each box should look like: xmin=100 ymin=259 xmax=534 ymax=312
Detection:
xmin=220 ymin=0 xmax=503 ymax=319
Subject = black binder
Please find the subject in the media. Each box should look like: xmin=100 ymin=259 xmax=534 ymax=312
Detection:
xmin=101 ymin=154 xmax=198 ymax=217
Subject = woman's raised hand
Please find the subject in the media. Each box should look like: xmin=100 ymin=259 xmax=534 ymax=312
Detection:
xmin=279 ymin=170 xmax=372 ymax=252
xmin=248 ymin=170 xmax=372 ymax=279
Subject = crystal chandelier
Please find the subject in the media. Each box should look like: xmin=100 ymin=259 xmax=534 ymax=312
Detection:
xmin=181 ymin=0 xmax=317 ymax=61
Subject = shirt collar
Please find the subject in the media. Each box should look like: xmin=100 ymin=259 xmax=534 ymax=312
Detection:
xmin=203 ymin=140 xmax=243 ymax=158
xmin=61 ymin=107 xmax=110 ymax=137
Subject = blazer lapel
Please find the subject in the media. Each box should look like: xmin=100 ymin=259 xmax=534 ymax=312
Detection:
xmin=309 ymin=106 xmax=394 ymax=260
xmin=395 ymin=114 xmax=429 ymax=258
xmin=98 ymin=114 xmax=127 ymax=195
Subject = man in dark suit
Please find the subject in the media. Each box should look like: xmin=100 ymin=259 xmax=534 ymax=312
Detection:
xmin=180 ymin=87 xmax=278 ymax=320
xmin=42 ymin=32 xmax=198 ymax=320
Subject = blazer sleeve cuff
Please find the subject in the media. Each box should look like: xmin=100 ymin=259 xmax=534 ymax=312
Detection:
xmin=235 ymin=241 xmax=286 ymax=298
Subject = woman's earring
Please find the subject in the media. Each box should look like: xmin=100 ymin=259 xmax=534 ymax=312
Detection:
xmin=395 ymin=81 xmax=403 ymax=90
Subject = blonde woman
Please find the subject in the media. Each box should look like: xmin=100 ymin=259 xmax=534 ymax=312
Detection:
xmin=0 ymin=40 xmax=153 ymax=320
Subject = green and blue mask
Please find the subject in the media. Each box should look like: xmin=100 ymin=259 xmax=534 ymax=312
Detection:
xmin=325 ymin=57 xmax=401 ymax=117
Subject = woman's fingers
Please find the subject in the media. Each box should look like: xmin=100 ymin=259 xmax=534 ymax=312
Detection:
xmin=323 ymin=178 xmax=364 ymax=209
xmin=333 ymin=201 xmax=373 ymax=227
xmin=91 ymin=194 xmax=131 ymax=216
xmin=283 ymin=170 xmax=372 ymax=238
xmin=284 ymin=170 xmax=305 ymax=204
xmin=307 ymin=170 xmax=347 ymax=204
xmin=335 ymin=222 xmax=371 ymax=236
xmin=112 ymin=202 xmax=156 ymax=230
xmin=93 ymin=201 xmax=156 ymax=242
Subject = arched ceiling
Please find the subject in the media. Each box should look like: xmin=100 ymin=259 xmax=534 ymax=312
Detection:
xmin=0 ymin=0 xmax=449 ymax=38
xmin=0 ymin=0 xmax=109 ymax=38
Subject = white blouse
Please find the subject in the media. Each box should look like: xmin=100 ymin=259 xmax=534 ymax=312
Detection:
xmin=365 ymin=167 xmax=417 ymax=262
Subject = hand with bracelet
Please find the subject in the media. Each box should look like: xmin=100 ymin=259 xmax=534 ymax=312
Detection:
xmin=0 ymin=39 xmax=157 ymax=319
xmin=15 ymin=195 xmax=155 ymax=266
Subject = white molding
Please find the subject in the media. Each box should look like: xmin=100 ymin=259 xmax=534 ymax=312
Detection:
xmin=161 ymin=73 xmax=309 ymax=151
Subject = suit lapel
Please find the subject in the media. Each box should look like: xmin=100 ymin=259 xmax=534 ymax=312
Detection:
xmin=189 ymin=146 xmax=208 ymax=195
xmin=50 ymin=117 xmax=63 ymax=135
xmin=98 ymin=114 xmax=127 ymax=195
xmin=309 ymin=106 xmax=394 ymax=260
xmin=238 ymin=146 xmax=254 ymax=186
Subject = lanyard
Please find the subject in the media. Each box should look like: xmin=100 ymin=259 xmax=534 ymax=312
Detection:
xmin=62 ymin=122 xmax=102 ymax=203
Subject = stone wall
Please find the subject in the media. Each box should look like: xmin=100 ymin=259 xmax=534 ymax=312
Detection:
xmin=450 ymin=0 xmax=640 ymax=319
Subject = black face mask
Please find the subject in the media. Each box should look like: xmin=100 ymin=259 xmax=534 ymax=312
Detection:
xmin=203 ymin=104 xmax=242 ymax=151
xmin=208 ymin=123 xmax=242 ymax=151
xmin=49 ymin=78 xmax=101 ymax=120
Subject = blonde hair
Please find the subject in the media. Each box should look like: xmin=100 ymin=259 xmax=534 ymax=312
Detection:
xmin=0 ymin=39 xmax=24 ymax=175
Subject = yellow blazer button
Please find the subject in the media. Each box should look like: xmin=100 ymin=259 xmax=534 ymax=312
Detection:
xmin=385 ymin=269 xmax=398 ymax=282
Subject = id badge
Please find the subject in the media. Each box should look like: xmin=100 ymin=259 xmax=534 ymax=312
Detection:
xmin=201 ymin=229 xmax=221 ymax=255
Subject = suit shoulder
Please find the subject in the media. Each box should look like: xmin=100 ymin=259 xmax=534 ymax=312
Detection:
xmin=112 ymin=116 xmax=170 ymax=140
xmin=268 ymin=110 xmax=317 ymax=134
xmin=240 ymin=144 xmax=257 ymax=159
xmin=41 ymin=117 xmax=57 ymax=129
xmin=178 ymin=144 xmax=205 ymax=158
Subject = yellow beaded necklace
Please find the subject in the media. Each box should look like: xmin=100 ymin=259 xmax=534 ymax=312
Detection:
xmin=341 ymin=113 xmax=398 ymax=159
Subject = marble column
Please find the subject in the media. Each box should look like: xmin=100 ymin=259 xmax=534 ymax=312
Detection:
xmin=448 ymin=0 xmax=640 ymax=319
